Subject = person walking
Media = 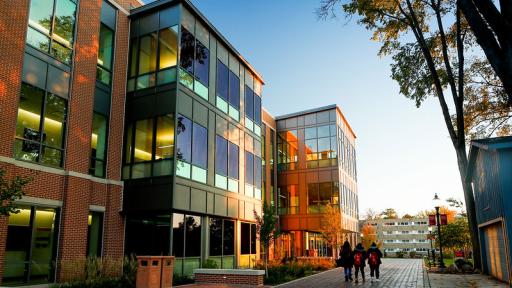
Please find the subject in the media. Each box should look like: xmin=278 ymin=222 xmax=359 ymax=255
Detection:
xmin=367 ymin=242 xmax=383 ymax=282
xmin=339 ymin=240 xmax=354 ymax=282
xmin=353 ymin=243 xmax=367 ymax=283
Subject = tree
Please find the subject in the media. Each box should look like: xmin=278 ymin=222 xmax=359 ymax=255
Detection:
xmin=402 ymin=214 xmax=414 ymax=219
xmin=447 ymin=197 xmax=467 ymax=217
xmin=435 ymin=217 xmax=472 ymax=258
xmin=380 ymin=208 xmax=398 ymax=219
xmin=361 ymin=224 xmax=378 ymax=250
xmin=319 ymin=203 xmax=344 ymax=256
xmin=317 ymin=0 xmax=487 ymax=269
xmin=0 ymin=169 xmax=31 ymax=216
xmin=254 ymin=202 xmax=280 ymax=277
xmin=363 ymin=208 xmax=380 ymax=220
xmin=457 ymin=0 xmax=512 ymax=106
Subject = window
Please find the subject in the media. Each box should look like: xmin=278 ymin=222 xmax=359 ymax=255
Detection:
xmin=87 ymin=212 xmax=103 ymax=257
xmin=209 ymin=218 xmax=235 ymax=268
xmin=97 ymin=24 xmax=115 ymax=85
xmin=27 ymin=0 xmax=77 ymax=63
xmin=176 ymin=115 xmax=207 ymax=183
xmin=241 ymin=222 xmax=257 ymax=255
xmin=15 ymin=83 xmax=67 ymax=167
xmin=307 ymin=182 xmax=339 ymax=214
xmin=90 ymin=113 xmax=108 ymax=177
xmin=123 ymin=114 xmax=174 ymax=179
xmin=305 ymin=124 xmax=337 ymax=168
xmin=125 ymin=214 xmax=170 ymax=256
xmin=4 ymin=206 xmax=59 ymax=285
xmin=278 ymin=184 xmax=299 ymax=215
xmin=128 ymin=25 xmax=178 ymax=91
xmin=277 ymin=130 xmax=298 ymax=171
xmin=245 ymin=86 xmax=254 ymax=120
xmin=245 ymin=151 xmax=254 ymax=186
xmin=179 ymin=27 xmax=209 ymax=100
xmin=172 ymin=213 xmax=202 ymax=276
xmin=215 ymin=135 xmax=239 ymax=192
xmin=216 ymin=60 xmax=240 ymax=120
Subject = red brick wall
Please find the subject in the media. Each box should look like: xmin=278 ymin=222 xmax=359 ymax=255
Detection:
xmin=0 ymin=0 xmax=29 ymax=158
xmin=64 ymin=0 xmax=101 ymax=173
xmin=195 ymin=273 xmax=264 ymax=286
xmin=0 ymin=0 xmax=128 ymax=284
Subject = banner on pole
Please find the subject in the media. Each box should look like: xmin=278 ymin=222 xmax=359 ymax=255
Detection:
xmin=428 ymin=215 xmax=436 ymax=226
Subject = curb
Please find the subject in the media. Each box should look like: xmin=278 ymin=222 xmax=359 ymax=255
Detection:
xmin=273 ymin=267 xmax=342 ymax=287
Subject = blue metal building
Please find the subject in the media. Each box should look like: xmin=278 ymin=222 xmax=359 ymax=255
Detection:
xmin=467 ymin=136 xmax=512 ymax=284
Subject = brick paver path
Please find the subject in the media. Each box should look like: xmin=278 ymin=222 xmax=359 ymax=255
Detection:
xmin=276 ymin=258 xmax=424 ymax=288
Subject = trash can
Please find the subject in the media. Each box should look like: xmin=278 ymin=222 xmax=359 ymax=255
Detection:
xmin=160 ymin=256 xmax=174 ymax=288
xmin=136 ymin=256 xmax=162 ymax=288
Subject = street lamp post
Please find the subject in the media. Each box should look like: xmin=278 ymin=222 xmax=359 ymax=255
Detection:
xmin=428 ymin=226 xmax=435 ymax=266
xmin=433 ymin=193 xmax=446 ymax=269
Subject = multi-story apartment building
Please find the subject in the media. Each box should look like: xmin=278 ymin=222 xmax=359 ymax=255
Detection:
xmin=275 ymin=106 xmax=360 ymax=258
xmin=0 ymin=0 xmax=359 ymax=285
xmin=362 ymin=218 xmax=431 ymax=256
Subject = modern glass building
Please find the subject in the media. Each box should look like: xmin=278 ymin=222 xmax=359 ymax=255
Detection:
xmin=0 ymin=0 xmax=359 ymax=285
xmin=274 ymin=105 xmax=359 ymax=257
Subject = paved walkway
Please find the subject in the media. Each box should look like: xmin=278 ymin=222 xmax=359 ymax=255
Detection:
xmin=425 ymin=271 xmax=508 ymax=287
xmin=276 ymin=258 xmax=424 ymax=288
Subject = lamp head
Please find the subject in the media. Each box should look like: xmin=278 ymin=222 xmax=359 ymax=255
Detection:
xmin=433 ymin=193 xmax=441 ymax=209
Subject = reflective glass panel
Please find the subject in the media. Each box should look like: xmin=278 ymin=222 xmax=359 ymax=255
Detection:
xmin=215 ymin=136 xmax=228 ymax=176
xmin=43 ymin=94 xmax=66 ymax=149
xmin=98 ymin=24 xmax=114 ymax=71
xmin=216 ymin=60 xmax=228 ymax=101
xmin=180 ymin=28 xmax=194 ymax=74
xmin=245 ymin=86 xmax=254 ymax=120
xmin=138 ymin=33 xmax=158 ymax=74
xmin=176 ymin=115 xmax=192 ymax=163
xmin=28 ymin=0 xmax=54 ymax=34
xmin=90 ymin=113 xmax=107 ymax=177
xmin=54 ymin=0 xmax=77 ymax=45
xmin=245 ymin=152 xmax=253 ymax=185
xmin=134 ymin=119 xmax=153 ymax=162
xmin=159 ymin=26 xmax=178 ymax=70
xmin=194 ymin=40 xmax=209 ymax=86
xmin=155 ymin=114 xmax=174 ymax=160
xmin=228 ymin=71 xmax=240 ymax=109
xmin=209 ymin=218 xmax=222 ymax=256
xmin=185 ymin=215 xmax=201 ymax=257
xmin=228 ymin=142 xmax=239 ymax=179
xmin=192 ymin=123 xmax=207 ymax=169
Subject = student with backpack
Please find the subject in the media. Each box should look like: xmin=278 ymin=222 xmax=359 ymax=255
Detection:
xmin=339 ymin=240 xmax=354 ymax=281
xmin=367 ymin=242 xmax=383 ymax=282
xmin=353 ymin=243 xmax=367 ymax=283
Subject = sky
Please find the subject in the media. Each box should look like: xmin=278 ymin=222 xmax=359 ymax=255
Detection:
xmin=185 ymin=0 xmax=465 ymax=217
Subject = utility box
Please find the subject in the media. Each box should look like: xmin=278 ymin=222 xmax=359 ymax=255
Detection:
xmin=136 ymin=256 xmax=175 ymax=288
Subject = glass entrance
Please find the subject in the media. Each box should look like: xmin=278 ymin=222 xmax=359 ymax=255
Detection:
xmin=3 ymin=206 xmax=59 ymax=285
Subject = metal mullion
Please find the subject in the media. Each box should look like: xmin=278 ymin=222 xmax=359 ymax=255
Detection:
xmin=150 ymin=116 xmax=157 ymax=176
xmin=37 ymin=91 xmax=49 ymax=163
xmin=49 ymin=0 xmax=58 ymax=56
xmin=26 ymin=206 xmax=36 ymax=283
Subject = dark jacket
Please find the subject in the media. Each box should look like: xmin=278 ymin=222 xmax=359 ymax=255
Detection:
xmin=367 ymin=246 xmax=383 ymax=266
xmin=353 ymin=246 xmax=367 ymax=267
xmin=339 ymin=248 xmax=354 ymax=268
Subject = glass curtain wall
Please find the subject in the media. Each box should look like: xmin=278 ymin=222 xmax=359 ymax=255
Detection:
xmin=128 ymin=6 xmax=179 ymax=91
xmin=277 ymin=130 xmax=298 ymax=171
xmin=175 ymin=115 xmax=207 ymax=183
xmin=305 ymin=124 xmax=337 ymax=168
xmin=123 ymin=114 xmax=175 ymax=179
xmin=278 ymin=184 xmax=299 ymax=215
xmin=239 ymin=222 xmax=257 ymax=268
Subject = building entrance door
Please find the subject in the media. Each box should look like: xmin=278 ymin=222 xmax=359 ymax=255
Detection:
xmin=3 ymin=206 xmax=59 ymax=285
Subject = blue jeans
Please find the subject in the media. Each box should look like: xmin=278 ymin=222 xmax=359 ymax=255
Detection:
xmin=344 ymin=267 xmax=352 ymax=277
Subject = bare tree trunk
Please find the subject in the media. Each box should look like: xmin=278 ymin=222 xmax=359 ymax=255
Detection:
xmin=454 ymin=146 xmax=481 ymax=270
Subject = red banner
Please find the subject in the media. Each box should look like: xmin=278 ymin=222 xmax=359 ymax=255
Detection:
xmin=440 ymin=214 xmax=448 ymax=225
xmin=429 ymin=215 xmax=436 ymax=226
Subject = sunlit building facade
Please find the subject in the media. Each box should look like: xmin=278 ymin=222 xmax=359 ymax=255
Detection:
xmin=273 ymin=105 xmax=359 ymax=257
xmin=0 ymin=0 xmax=359 ymax=285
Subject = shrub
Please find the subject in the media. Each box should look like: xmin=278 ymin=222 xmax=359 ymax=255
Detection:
xmin=173 ymin=274 xmax=194 ymax=286
xmin=202 ymin=259 xmax=219 ymax=269
xmin=396 ymin=251 xmax=405 ymax=258
xmin=409 ymin=251 xmax=417 ymax=259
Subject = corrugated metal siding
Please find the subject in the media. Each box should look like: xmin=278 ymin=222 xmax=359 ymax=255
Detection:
xmin=482 ymin=223 xmax=509 ymax=283
xmin=473 ymin=150 xmax=504 ymax=224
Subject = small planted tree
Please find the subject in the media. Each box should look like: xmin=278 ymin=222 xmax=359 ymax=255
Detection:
xmin=320 ymin=203 xmax=344 ymax=257
xmin=361 ymin=224 xmax=378 ymax=250
xmin=0 ymin=168 xmax=31 ymax=216
xmin=254 ymin=202 xmax=280 ymax=277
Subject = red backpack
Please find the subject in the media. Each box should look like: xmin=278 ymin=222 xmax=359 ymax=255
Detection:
xmin=354 ymin=252 xmax=363 ymax=266
xmin=369 ymin=251 xmax=379 ymax=266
